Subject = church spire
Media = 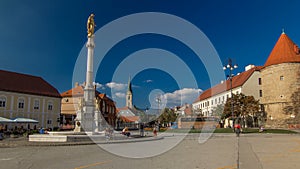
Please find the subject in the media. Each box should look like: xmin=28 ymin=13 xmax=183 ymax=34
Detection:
xmin=127 ymin=76 xmax=132 ymax=93
xmin=126 ymin=76 xmax=133 ymax=108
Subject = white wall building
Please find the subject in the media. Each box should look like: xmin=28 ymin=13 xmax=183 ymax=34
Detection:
xmin=193 ymin=65 xmax=262 ymax=117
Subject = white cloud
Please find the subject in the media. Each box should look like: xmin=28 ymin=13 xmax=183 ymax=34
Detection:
xmin=144 ymin=79 xmax=153 ymax=83
xmin=93 ymin=82 xmax=104 ymax=89
xmin=115 ymin=92 xmax=126 ymax=98
xmin=106 ymin=82 xmax=127 ymax=91
xmin=163 ymin=88 xmax=202 ymax=107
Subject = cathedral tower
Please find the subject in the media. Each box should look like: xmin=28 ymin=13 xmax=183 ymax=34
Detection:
xmin=126 ymin=77 xmax=133 ymax=109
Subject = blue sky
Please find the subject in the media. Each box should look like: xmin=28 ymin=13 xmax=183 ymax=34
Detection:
xmin=1 ymin=0 xmax=300 ymax=109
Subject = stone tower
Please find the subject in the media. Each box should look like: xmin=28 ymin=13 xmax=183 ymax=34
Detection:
xmin=126 ymin=77 xmax=133 ymax=109
xmin=261 ymin=31 xmax=300 ymax=127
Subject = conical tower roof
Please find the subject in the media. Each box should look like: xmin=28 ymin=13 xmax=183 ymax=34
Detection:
xmin=264 ymin=32 xmax=300 ymax=67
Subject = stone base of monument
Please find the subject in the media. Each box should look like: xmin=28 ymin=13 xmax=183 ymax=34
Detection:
xmin=29 ymin=131 xmax=147 ymax=143
xmin=29 ymin=131 xmax=105 ymax=142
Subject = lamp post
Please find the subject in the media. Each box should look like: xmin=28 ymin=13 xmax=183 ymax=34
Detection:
xmin=156 ymin=95 xmax=161 ymax=129
xmin=223 ymin=58 xmax=238 ymax=131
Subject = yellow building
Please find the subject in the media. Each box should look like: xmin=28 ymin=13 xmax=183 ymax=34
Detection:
xmin=0 ymin=70 xmax=61 ymax=130
xmin=60 ymin=83 xmax=117 ymax=130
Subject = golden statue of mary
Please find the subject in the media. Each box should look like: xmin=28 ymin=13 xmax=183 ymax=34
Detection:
xmin=87 ymin=14 xmax=95 ymax=37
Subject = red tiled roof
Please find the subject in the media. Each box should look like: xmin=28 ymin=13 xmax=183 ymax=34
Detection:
xmin=118 ymin=106 xmax=130 ymax=111
xmin=194 ymin=66 xmax=262 ymax=102
xmin=264 ymin=32 xmax=300 ymax=67
xmin=98 ymin=93 xmax=115 ymax=105
xmin=99 ymin=93 xmax=105 ymax=98
xmin=120 ymin=116 xmax=139 ymax=122
xmin=61 ymin=85 xmax=84 ymax=97
xmin=0 ymin=70 xmax=61 ymax=98
xmin=60 ymin=85 xmax=101 ymax=97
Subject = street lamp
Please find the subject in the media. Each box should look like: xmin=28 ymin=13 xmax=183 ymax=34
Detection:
xmin=223 ymin=58 xmax=238 ymax=131
xmin=156 ymin=95 xmax=161 ymax=128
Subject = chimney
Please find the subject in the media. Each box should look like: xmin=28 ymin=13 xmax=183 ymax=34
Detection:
xmin=294 ymin=44 xmax=300 ymax=54
xmin=75 ymin=82 xmax=79 ymax=87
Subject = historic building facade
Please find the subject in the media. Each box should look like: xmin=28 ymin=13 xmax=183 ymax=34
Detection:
xmin=116 ymin=77 xmax=140 ymax=129
xmin=0 ymin=70 xmax=61 ymax=130
xmin=194 ymin=31 xmax=300 ymax=128
xmin=193 ymin=65 xmax=262 ymax=117
xmin=261 ymin=32 xmax=300 ymax=127
xmin=60 ymin=83 xmax=117 ymax=129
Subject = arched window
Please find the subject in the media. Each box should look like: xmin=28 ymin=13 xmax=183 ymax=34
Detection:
xmin=18 ymin=98 xmax=25 ymax=109
xmin=48 ymin=101 xmax=53 ymax=111
xmin=0 ymin=96 xmax=6 ymax=107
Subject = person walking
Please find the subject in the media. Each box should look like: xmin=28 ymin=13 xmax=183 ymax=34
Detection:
xmin=234 ymin=123 xmax=241 ymax=137
xmin=153 ymin=126 xmax=157 ymax=137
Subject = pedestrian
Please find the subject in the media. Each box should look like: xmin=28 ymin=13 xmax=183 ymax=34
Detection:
xmin=139 ymin=123 xmax=144 ymax=137
xmin=122 ymin=127 xmax=130 ymax=137
xmin=153 ymin=126 xmax=157 ymax=137
xmin=259 ymin=125 xmax=264 ymax=132
xmin=234 ymin=123 xmax=241 ymax=137
xmin=0 ymin=125 xmax=3 ymax=140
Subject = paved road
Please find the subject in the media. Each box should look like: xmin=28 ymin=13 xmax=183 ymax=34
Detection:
xmin=0 ymin=133 xmax=300 ymax=169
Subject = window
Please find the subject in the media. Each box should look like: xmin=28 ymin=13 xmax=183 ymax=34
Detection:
xmin=111 ymin=107 xmax=114 ymax=114
xmin=18 ymin=99 xmax=24 ymax=109
xmin=0 ymin=97 xmax=6 ymax=107
xmin=280 ymin=76 xmax=284 ymax=81
xmin=211 ymin=100 xmax=213 ymax=105
xmin=259 ymin=90 xmax=263 ymax=97
xmin=47 ymin=101 xmax=53 ymax=111
xmin=48 ymin=102 xmax=53 ymax=111
xmin=34 ymin=100 xmax=39 ymax=110
xmin=102 ymin=101 xmax=105 ymax=112
xmin=258 ymin=78 xmax=262 ymax=85
xmin=47 ymin=119 xmax=52 ymax=124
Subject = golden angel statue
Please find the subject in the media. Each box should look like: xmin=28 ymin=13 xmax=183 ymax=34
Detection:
xmin=87 ymin=14 xmax=95 ymax=37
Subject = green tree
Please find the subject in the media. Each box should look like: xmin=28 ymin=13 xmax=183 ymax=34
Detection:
xmin=283 ymin=89 xmax=300 ymax=123
xmin=283 ymin=70 xmax=300 ymax=124
xmin=211 ymin=104 xmax=224 ymax=118
xmin=158 ymin=108 xmax=178 ymax=127
xmin=223 ymin=93 xmax=260 ymax=127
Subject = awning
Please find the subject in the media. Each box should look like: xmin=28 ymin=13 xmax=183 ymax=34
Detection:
xmin=13 ymin=118 xmax=39 ymax=123
xmin=0 ymin=117 xmax=14 ymax=123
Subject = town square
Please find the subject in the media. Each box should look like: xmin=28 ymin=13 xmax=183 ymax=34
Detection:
xmin=1 ymin=1 xmax=300 ymax=169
